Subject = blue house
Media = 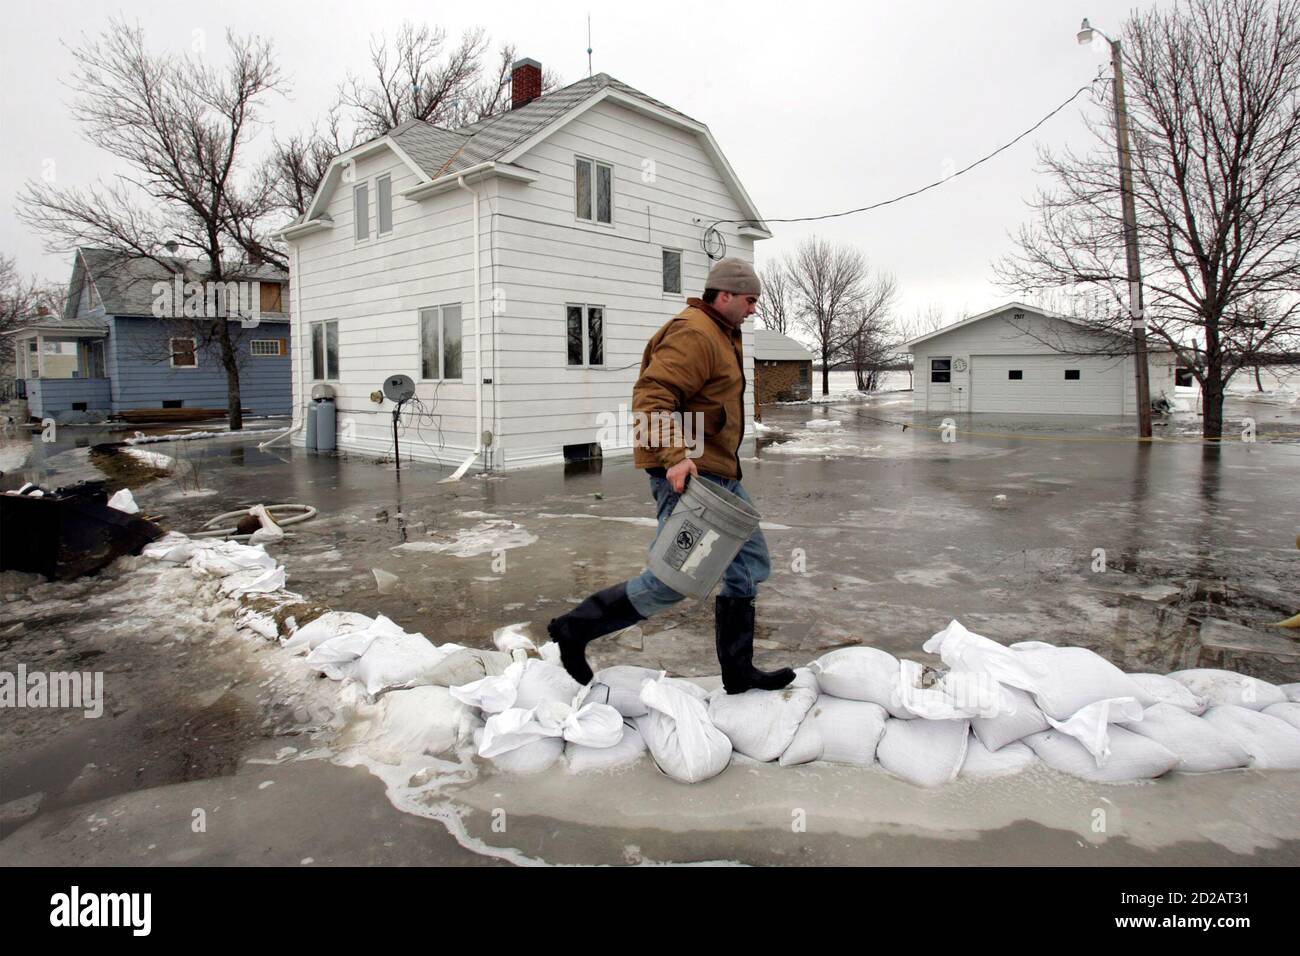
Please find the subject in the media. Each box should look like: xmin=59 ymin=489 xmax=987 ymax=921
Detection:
xmin=7 ymin=248 xmax=291 ymax=423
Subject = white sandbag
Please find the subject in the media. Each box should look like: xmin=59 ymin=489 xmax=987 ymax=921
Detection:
xmin=923 ymin=619 xmax=1047 ymax=694
xmin=809 ymin=646 xmax=906 ymax=716
xmin=1262 ymin=702 xmax=1300 ymax=732
xmin=353 ymin=632 xmax=448 ymax=698
xmin=662 ymin=676 xmax=711 ymax=700
xmin=1045 ymin=697 xmax=1145 ymax=764
xmin=189 ymin=540 xmax=277 ymax=577
xmin=489 ymin=736 xmax=564 ymax=774
xmin=480 ymin=702 xmax=566 ymax=758
xmin=896 ymin=659 xmax=1013 ymax=720
xmin=560 ymin=701 xmax=626 ymax=748
xmin=877 ymin=718 xmax=970 ymax=787
xmin=1119 ymin=703 xmax=1250 ymax=773
xmin=492 ymin=621 xmax=537 ymax=655
xmin=1127 ymin=673 xmax=1208 ymax=714
xmin=107 ymin=488 xmax=139 ymax=514
xmin=566 ymin=722 xmax=647 ymax=773
xmin=1279 ymin=683 xmax=1300 ymax=703
xmin=282 ymin=611 xmax=375 ymax=653
xmin=594 ymin=665 xmax=666 ymax=717
xmin=450 ymin=660 xmax=525 ymax=714
xmin=960 ymin=735 xmax=1037 ymax=778
xmin=345 ymin=686 xmax=475 ymax=762
xmin=141 ymin=531 xmax=194 ymax=563
xmin=306 ymin=623 xmax=398 ymax=680
xmin=220 ymin=565 xmax=286 ymax=596
xmin=247 ymin=504 xmax=284 ymax=541
xmin=514 ymin=659 xmax=582 ymax=709
xmin=1199 ymin=705 xmax=1300 ymax=769
xmin=538 ymin=641 xmax=562 ymax=666
xmin=1167 ymin=669 xmax=1286 ymax=711
xmin=706 ymin=680 xmax=817 ymax=762
xmin=779 ymin=695 xmax=888 ymax=768
xmin=428 ymin=646 xmax=512 ymax=687
xmin=637 ymin=678 xmax=732 ymax=783
xmin=1024 ymin=727 xmax=1178 ymax=782
xmin=1009 ymin=645 xmax=1154 ymax=720
xmin=970 ymin=686 xmax=1050 ymax=752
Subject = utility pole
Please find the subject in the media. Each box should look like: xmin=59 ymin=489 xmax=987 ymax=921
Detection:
xmin=1080 ymin=19 xmax=1153 ymax=438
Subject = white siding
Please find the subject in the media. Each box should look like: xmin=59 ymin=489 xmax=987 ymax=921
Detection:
xmin=491 ymin=98 xmax=758 ymax=469
xmin=290 ymin=148 xmax=496 ymax=466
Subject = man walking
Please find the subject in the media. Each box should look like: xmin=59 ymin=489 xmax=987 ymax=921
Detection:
xmin=547 ymin=258 xmax=796 ymax=695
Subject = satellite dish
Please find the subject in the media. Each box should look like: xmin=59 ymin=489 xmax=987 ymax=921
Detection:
xmin=383 ymin=374 xmax=415 ymax=404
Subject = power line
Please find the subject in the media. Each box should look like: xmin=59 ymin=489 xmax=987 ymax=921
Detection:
xmin=706 ymin=66 xmax=1110 ymax=240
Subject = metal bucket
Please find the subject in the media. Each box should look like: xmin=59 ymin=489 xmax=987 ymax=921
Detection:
xmin=648 ymin=476 xmax=760 ymax=598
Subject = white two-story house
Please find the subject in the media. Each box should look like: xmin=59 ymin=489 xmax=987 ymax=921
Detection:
xmin=274 ymin=59 xmax=771 ymax=471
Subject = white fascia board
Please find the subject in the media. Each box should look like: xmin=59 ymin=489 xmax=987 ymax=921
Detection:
xmin=274 ymin=217 xmax=332 ymax=242
xmin=301 ymin=135 xmax=431 ymax=223
xmin=399 ymin=162 xmax=538 ymax=201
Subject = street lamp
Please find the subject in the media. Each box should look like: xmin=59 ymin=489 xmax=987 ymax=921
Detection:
xmin=1078 ymin=17 xmax=1153 ymax=439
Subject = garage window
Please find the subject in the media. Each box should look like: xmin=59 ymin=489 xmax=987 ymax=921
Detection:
xmin=1064 ymin=369 xmax=1081 ymax=380
xmin=930 ymin=359 xmax=951 ymax=383
xmin=1008 ymin=370 xmax=1023 ymax=380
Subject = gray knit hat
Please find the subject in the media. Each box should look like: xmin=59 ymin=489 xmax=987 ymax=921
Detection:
xmin=705 ymin=257 xmax=761 ymax=296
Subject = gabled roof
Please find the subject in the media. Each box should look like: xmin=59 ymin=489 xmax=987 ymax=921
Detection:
xmin=286 ymin=72 xmax=768 ymax=237
xmin=903 ymin=300 xmax=1178 ymax=354
xmin=902 ymin=302 xmax=1059 ymax=350
xmin=753 ymin=328 xmax=814 ymax=362
xmin=65 ymin=248 xmax=289 ymax=319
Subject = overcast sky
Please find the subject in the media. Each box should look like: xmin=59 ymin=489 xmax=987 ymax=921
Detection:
xmin=2 ymin=0 xmax=1165 ymax=325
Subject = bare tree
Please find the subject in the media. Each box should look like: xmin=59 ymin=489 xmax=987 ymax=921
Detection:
xmin=995 ymin=0 xmax=1300 ymax=438
xmin=754 ymin=260 xmax=797 ymax=334
xmin=0 ymin=255 xmax=65 ymax=379
xmin=16 ymin=19 xmax=287 ymax=430
xmin=784 ymin=236 xmax=897 ymax=395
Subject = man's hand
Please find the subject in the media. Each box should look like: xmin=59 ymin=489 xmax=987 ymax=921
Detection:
xmin=666 ymin=458 xmax=698 ymax=494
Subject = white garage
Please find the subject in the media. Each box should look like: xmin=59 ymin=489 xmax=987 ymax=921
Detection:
xmin=907 ymin=302 xmax=1177 ymax=416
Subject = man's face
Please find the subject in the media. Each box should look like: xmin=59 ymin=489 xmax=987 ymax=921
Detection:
xmin=715 ymin=290 xmax=758 ymax=327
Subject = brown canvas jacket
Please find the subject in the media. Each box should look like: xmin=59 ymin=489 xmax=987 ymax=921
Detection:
xmin=632 ymin=297 xmax=746 ymax=480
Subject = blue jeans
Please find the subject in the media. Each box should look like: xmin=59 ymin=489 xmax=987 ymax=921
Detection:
xmin=624 ymin=472 xmax=771 ymax=618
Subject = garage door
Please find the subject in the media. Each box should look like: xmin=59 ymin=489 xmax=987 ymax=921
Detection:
xmin=969 ymin=354 xmax=1127 ymax=414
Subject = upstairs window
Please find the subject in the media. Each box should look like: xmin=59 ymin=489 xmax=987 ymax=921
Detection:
xmin=259 ymin=281 xmax=283 ymax=313
xmin=354 ymin=183 xmax=369 ymax=241
xmin=575 ymin=157 xmax=613 ymax=224
xmin=566 ymin=304 xmax=605 ymax=367
xmin=377 ymin=174 xmax=393 ymax=235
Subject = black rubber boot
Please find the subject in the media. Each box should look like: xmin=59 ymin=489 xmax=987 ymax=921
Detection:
xmin=715 ymin=595 xmax=796 ymax=695
xmin=547 ymin=582 xmax=645 ymax=685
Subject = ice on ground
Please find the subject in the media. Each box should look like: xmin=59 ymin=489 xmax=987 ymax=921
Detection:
xmin=126 ymin=427 xmax=284 ymax=445
xmin=763 ymin=428 xmax=885 ymax=459
xmin=537 ymin=512 xmax=658 ymax=528
xmin=122 ymin=447 xmax=175 ymax=470
xmin=0 ymin=440 xmax=31 ymax=473
xmin=393 ymin=519 xmax=537 ymax=557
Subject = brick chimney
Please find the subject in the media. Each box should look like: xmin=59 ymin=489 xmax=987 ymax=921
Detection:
xmin=511 ymin=58 xmax=542 ymax=110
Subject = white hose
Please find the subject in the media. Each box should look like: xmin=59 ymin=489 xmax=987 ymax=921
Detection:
xmin=192 ymin=503 xmax=318 ymax=539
